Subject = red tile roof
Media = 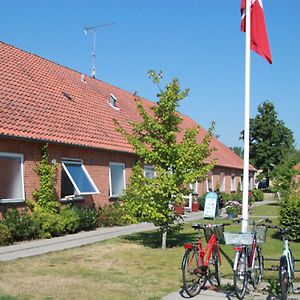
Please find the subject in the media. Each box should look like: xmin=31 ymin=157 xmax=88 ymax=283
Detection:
xmin=0 ymin=41 xmax=251 ymax=170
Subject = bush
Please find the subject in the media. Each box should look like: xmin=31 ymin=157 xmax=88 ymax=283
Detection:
xmin=98 ymin=203 xmax=130 ymax=227
xmin=0 ymin=222 xmax=12 ymax=245
xmin=32 ymin=208 xmax=63 ymax=239
xmin=2 ymin=208 xmax=39 ymax=241
xmin=197 ymin=195 xmax=206 ymax=210
xmin=280 ymin=192 xmax=300 ymax=241
xmin=251 ymin=189 xmax=264 ymax=202
xmin=73 ymin=206 xmax=99 ymax=231
xmin=60 ymin=206 xmax=81 ymax=234
xmin=225 ymin=201 xmax=242 ymax=218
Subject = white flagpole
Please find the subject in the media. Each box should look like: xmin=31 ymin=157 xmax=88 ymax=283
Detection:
xmin=242 ymin=0 xmax=251 ymax=233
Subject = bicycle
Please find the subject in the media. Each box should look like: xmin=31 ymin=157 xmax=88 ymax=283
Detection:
xmin=181 ymin=223 xmax=230 ymax=297
xmin=265 ymin=225 xmax=300 ymax=300
xmin=224 ymin=218 xmax=271 ymax=300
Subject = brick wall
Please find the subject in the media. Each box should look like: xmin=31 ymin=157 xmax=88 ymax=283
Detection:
xmin=0 ymin=138 xmax=136 ymax=209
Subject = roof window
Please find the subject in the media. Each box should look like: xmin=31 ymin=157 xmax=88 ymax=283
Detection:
xmin=108 ymin=94 xmax=120 ymax=110
xmin=63 ymin=91 xmax=72 ymax=100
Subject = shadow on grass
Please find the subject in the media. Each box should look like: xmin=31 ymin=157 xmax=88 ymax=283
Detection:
xmin=121 ymin=230 xmax=198 ymax=248
xmin=0 ymin=296 xmax=18 ymax=300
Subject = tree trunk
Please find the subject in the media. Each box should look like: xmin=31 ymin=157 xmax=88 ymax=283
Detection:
xmin=161 ymin=230 xmax=167 ymax=250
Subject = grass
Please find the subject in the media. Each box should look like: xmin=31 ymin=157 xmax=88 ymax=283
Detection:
xmin=0 ymin=203 xmax=299 ymax=300
xmin=250 ymin=201 xmax=280 ymax=217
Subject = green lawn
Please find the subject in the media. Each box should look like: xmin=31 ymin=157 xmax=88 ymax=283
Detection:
xmin=0 ymin=203 xmax=298 ymax=300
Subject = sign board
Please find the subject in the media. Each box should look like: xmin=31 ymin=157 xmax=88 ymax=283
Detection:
xmin=203 ymin=192 xmax=218 ymax=219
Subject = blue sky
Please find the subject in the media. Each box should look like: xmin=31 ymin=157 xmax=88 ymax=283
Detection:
xmin=1 ymin=0 xmax=299 ymax=149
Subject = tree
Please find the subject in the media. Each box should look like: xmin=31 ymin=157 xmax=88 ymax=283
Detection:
xmin=115 ymin=71 xmax=215 ymax=249
xmin=229 ymin=146 xmax=244 ymax=158
xmin=241 ymin=101 xmax=295 ymax=186
xmin=296 ymin=149 xmax=300 ymax=163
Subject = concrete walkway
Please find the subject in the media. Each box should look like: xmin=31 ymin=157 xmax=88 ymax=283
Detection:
xmin=0 ymin=210 xmax=203 ymax=261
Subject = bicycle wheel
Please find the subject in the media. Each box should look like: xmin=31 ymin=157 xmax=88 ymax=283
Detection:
xmin=252 ymin=246 xmax=263 ymax=289
xmin=279 ymin=256 xmax=289 ymax=300
xmin=182 ymin=247 xmax=207 ymax=297
xmin=233 ymin=248 xmax=248 ymax=300
xmin=208 ymin=245 xmax=221 ymax=286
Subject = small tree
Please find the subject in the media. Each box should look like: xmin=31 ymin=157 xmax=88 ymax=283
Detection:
xmin=33 ymin=144 xmax=59 ymax=213
xmin=116 ymin=71 xmax=215 ymax=249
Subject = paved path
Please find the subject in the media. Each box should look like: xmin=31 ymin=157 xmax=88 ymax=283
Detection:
xmin=162 ymin=281 xmax=300 ymax=300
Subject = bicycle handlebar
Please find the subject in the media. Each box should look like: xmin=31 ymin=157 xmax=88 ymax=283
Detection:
xmin=192 ymin=223 xmax=231 ymax=231
xmin=233 ymin=217 xmax=272 ymax=225
xmin=267 ymin=224 xmax=300 ymax=235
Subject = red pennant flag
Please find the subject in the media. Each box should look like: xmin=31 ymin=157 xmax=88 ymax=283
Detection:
xmin=241 ymin=0 xmax=272 ymax=64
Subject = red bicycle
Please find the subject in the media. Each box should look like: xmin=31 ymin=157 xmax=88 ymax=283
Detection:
xmin=181 ymin=223 xmax=229 ymax=297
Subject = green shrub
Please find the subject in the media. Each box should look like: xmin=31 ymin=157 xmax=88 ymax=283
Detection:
xmin=72 ymin=206 xmax=99 ymax=231
xmin=0 ymin=222 xmax=12 ymax=245
xmin=251 ymin=189 xmax=264 ymax=202
xmin=60 ymin=206 xmax=81 ymax=234
xmin=197 ymin=195 xmax=206 ymax=210
xmin=280 ymin=192 xmax=300 ymax=241
xmin=98 ymin=203 xmax=129 ymax=227
xmin=32 ymin=208 xmax=63 ymax=239
xmin=2 ymin=208 xmax=39 ymax=241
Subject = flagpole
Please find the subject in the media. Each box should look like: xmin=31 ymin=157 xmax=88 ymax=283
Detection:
xmin=242 ymin=0 xmax=251 ymax=233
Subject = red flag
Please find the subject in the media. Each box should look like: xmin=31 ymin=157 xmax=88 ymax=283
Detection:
xmin=241 ymin=0 xmax=272 ymax=64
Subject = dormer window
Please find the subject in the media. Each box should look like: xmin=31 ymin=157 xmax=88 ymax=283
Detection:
xmin=108 ymin=94 xmax=120 ymax=110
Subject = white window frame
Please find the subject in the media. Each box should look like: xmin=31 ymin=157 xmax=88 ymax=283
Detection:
xmin=220 ymin=172 xmax=226 ymax=192
xmin=109 ymin=162 xmax=126 ymax=198
xmin=144 ymin=165 xmax=156 ymax=179
xmin=61 ymin=160 xmax=99 ymax=198
xmin=206 ymin=173 xmax=214 ymax=192
xmin=0 ymin=152 xmax=25 ymax=203
xmin=231 ymin=174 xmax=236 ymax=192
xmin=189 ymin=181 xmax=198 ymax=194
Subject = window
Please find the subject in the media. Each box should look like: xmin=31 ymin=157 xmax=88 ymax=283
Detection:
xmin=109 ymin=162 xmax=125 ymax=197
xmin=0 ymin=152 xmax=25 ymax=203
xmin=108 ymin=94 xmax=120 ymax=110
xmin=206 ymin=172 xmax=213 ymax=192
xmin=220 ymin=172 xmax=226 ymax=192
xmin=144 ymin=165 xmax=155 ymax=179
xmin=231 ymin=174 xmax=236 ymax=192
xmin=61 ymin=160 xmax=99 ymax=198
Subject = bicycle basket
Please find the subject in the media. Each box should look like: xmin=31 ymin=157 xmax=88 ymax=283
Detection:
xmin=204 ymin=226 xmax=225 ymax=244
xmin=256 ymin=226 xmax=267 ymax=244
xmin=224 ymin=232 xmax=254 ymax=245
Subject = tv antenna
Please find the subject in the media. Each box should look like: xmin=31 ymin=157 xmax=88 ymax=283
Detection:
xmin=84 ymin=22 xmax=116 ymax=78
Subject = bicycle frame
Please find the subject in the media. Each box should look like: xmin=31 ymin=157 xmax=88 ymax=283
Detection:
xmin=233 ymin=236 xmax=257 ymax=271
xmin=184 ymin=228 xmax=221 ymax=268
xmin=282 ymin=237 xmax=294 ymax=281
xmin=196 ymin=232 xmax=220 ymax=267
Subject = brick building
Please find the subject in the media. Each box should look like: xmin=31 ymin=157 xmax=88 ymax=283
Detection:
xmin=0 ymin=42 xmax=255 ymax=210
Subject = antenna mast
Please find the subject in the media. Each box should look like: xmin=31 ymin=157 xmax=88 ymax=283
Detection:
xmin=84 ymin=22 xmax=116 ymax=78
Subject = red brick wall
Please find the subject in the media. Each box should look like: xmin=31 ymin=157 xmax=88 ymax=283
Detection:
xmin=0 ymin=138 xmax=136 ymax=209
xmin=0 ymin=137 xmax=255 ymax=209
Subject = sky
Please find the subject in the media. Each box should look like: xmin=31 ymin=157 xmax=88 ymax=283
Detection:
xmin=1 ymin=0 xmax=299 ymax=149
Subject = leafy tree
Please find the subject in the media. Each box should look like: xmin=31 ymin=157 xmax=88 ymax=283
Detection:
xmin=115 ymin=71 xmax=215 ymax=249
xmin=241 ymin=101 xmax=295 ymax=186
xmin=296 ymin=149 xmax=300 ymax=162
xmin=229 ymin=146 xmax=244 ymax=158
